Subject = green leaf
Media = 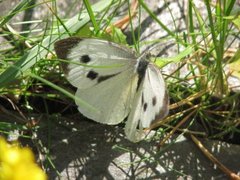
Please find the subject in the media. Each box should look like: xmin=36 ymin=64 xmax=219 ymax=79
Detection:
xmin=154 ymin=46 xmax=193 ymax=67
xmin=232 ymin=15 xmax=240 ymax=30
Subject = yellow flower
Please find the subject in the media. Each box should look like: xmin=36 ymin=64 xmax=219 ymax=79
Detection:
xmin=0 ymin=137 xmax=47 ymax=180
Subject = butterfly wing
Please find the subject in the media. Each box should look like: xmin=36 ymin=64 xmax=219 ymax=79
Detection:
xmin=125 ymin=63 xmax=169 ymax=142
xmin=55 ymin=37 xmax=169 ymax=140
xmin=54 ymin=37 xmax=137 ymax=89
xmin=75 ymin=68 xmax=138 ymax=124
xmin=54 ymin=37 xmax=139 ymax=124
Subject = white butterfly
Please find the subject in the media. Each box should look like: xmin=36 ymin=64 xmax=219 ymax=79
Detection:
xmin=54 ymin=37 xmax=169 ymax=142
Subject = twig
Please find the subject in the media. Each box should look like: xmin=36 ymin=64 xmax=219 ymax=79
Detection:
xmin=191 ymin=134 xmax=240 ymax=180
xmin=158 ymin=109 xmax=196 ymax=146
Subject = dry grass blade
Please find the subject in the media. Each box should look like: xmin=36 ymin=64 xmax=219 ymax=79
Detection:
xmin=106 ymin=0 xmax=138 ymax=33
xmin=170 ymin=90 xmax=206 ymax=110
xmin=151 ymin=104 xmax=200 ymax=129
xmin=191 ymin=135 xmax=240 ymax=180
xmin=158 ymin=109 xmax=197 ymax=146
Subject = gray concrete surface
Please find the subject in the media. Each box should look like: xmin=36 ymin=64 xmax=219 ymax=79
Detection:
xmin=1 ymin=111 xmax=239 ymax=179
xmin=36 ymin=115 xmax=240 ymax=179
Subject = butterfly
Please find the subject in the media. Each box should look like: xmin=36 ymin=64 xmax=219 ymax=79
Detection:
xmin=54 ymin=37 xmax=169 ymax=142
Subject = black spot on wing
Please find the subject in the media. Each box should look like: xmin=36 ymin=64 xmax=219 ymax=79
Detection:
xmin=80 ymin=55 xmax=91 ymax=63
xmin=97 ymin=73 xmax=120 ymax=83
xmin=141 ymin=93 xmax=144 ymax=105
xmin=87 ymin=71 xmax=121 ymax=83
xmin=152 ymin=96 xmax=157 ymax=106
xmin=87 ymin=70 xmax=98 ymax=80
xmin=136 ymin=119 xmax=141 ymax=129
xmin=143 ymin=102 xmax=148 ymax=112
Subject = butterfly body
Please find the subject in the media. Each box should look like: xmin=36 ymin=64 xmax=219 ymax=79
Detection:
xmin=54 ymin=37 xmax=169 ymax=142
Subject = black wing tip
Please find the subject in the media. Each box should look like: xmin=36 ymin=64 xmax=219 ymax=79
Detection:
xmin=54 ymin=37 xmax=83 ymax=75
xmin=54 ymin=37 xmax=83 ymax=59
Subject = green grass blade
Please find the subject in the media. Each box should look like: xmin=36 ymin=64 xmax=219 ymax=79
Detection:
xmin=0 ymin=0 xmax=117 ymax=87
xmin=154 ymin=46 xmax=193 ymax=67
xmin=29 ymin=73 xmax=98 ymax=113
xmin=138 ymin=0 xmax=180 ymax=43
xmin=0 ymin=0 xmax=33 ymax=28
xmin=83 ymin=0 xmax=100 ymax=34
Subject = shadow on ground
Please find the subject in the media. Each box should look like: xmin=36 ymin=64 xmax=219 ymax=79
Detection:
xmin=34 ymin=115 xmax=240 ymax=179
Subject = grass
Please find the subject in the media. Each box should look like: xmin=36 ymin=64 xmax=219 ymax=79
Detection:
xmin=0 ymin=0 xmax=240 ymax=178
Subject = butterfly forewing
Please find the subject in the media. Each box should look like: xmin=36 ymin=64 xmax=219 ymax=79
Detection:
xmin=140 ymin=64 xmax=169 ymax=127
xmin=55 ymin=38 xmax=137 ymax=89
xmin=125 ymin=62 xmax=169 ymax=142
xmin=75 ymin=67 xmax=138 ymax=124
